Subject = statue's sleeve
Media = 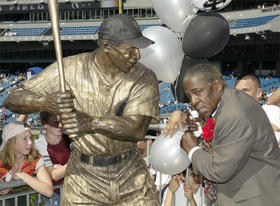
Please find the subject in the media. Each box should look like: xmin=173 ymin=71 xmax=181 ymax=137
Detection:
xmin=124 ymin=69 xmax=160 ymax=123
xmin=22 ymin=62 xmax=60 ymax=96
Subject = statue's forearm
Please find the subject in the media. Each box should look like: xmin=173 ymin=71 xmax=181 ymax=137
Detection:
xmin=3 ymin=89 xmax=46 ymax=114
xmin=91 ymin=115 xmax=151 ymax=142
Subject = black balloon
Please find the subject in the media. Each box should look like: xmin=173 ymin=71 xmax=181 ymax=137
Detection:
xmin=182 ymin=11 xmax=230 ymax=59
xmin=174 ymin=56 xmax=208 ymax=103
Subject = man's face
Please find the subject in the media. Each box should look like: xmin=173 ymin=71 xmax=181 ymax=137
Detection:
xmin=107 ymin=41 xmax=140 ymax=73
xmin=235 ymin=79 xmax=262 ymax=101
xmin=184 ymin=75 xmax=222 ymax=120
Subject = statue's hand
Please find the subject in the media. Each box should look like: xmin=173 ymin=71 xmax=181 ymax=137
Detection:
xmin=43 ymin=90 xmax=75 ymax=114
xmin=60 ymin=111 xmax=93 ymax=140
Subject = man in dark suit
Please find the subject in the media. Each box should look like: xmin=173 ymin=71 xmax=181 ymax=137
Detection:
xmin=176 ymin=63 xmax=280 ymax=206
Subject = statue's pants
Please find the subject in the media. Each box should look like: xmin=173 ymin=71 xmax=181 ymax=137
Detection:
xmin=61 ymin=149 xmax=160 ymax=206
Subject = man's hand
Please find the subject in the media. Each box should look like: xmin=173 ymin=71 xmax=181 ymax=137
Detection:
xmin=163 ymin=110 xmax=200 ymax=137
xmin=186 ymin=118 xmax=199 ymax=133
xmin=163 ymin=111 xmax=187 ymax=136
xmin=60 ymin=110 xmax=93 ymax=139
xmin=184 ymin=185 xmax=195 ymax=201
xmin=43 ymin=90 xmax=75 ymax=114
xmin=168 ymin=174 xmax=184 ymax=193
xmin=180 ymin=132 xmax=198 ymax=154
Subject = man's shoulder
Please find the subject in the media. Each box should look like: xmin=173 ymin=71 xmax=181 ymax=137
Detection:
xmin=134 ymin=62 xmax=156 ymax=74
xmin=64 ymin=52 xmax=93 ymax=61
xmin=63 ymin=52 xmax=94 ymax=68
xmin=223 ymin=87 xmax=258 ymax=107
xmin=131 ymin=62 xmax=158 ymax=82
xmin=217 ymin=87 xmax=263 ymax=121
xmin=45 ymin=52 xmax=94 ymax=71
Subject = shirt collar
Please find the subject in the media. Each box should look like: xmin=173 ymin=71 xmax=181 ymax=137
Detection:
xmin=212 ymin=102 xmax=220 ymax=117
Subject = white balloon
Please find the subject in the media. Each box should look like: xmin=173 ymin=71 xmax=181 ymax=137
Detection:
xmin=152 ymin=0 xmax=196 ymax=33
xmin=150 ymin=128 xmax=191 ymax=175
xmin=190 ymin=0 xmax=232 ymax=11
xmin=139 ymin=26 xmax=184 ymax=83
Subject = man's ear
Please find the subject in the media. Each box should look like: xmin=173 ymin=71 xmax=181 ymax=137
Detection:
xmin=100 ymin=40 xmax=110 ymax=53
xmin=256 ymin=87 xmax=263 ymax=101
xmin=213 ymin=79 xmax=224 ymax=94
xmin=213 ymin=79 xmax=223 ymax=88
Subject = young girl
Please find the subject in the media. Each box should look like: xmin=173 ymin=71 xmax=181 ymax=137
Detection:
xmin=0 ymin=121 xmax=53 ymax=197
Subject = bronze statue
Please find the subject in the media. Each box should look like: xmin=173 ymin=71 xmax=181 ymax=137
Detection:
xmin=4 ymin=14 xmax=160 ymax=206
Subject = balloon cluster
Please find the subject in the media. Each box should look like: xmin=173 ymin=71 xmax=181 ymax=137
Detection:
xmin=142 ymin=0 xmax=232 ymax=175
xmin=139 ymin=0 xmax=231 ymax=83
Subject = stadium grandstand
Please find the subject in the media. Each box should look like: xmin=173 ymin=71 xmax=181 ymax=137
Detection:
xmin=0 ymin=0 xmax=279 ymax=119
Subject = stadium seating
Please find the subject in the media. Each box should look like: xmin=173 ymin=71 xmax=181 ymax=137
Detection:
xmin=2 ymin=13 xmax=279 ymax=37
xmin=230 ymin=14 xmax=279 ymax=29
xmin=225 ymin=76 xmax=280 ymax=94
xmin=7 ymin=28 xmax=47 ymax=36
xmin=60 ymin=26 xmax=99 ymax=35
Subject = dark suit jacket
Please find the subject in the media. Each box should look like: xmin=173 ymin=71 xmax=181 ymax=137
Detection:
xmin=192 ymin=87 xmax=280 ymax=206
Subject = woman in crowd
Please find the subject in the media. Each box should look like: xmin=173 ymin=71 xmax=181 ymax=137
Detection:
xmin=35 ymin=112 xmax=71 ymax=205
xmin=0 ymin=121 xmax=53 ymax=198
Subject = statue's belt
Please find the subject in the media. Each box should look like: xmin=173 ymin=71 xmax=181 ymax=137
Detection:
xmin=80 ymin=151 xmax=134 ymax=166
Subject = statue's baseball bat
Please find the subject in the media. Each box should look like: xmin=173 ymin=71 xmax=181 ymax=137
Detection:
xmin=48 ymin=0 xmax=66 ymax=92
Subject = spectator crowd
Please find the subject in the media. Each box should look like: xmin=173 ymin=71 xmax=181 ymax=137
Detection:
xmin=0 ymin=69 xmax=279 ymax=206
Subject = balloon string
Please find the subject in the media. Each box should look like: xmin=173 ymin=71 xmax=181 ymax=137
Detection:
xmin=185 ymin=168 xmax=190 ymax=206
xmin=181 ymin=17 xmax=189 ymax=26
xmin=173 ymin=67 xmax=180 ymax=102
xmin=159 ymin=173 xmax=162 ymax=203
